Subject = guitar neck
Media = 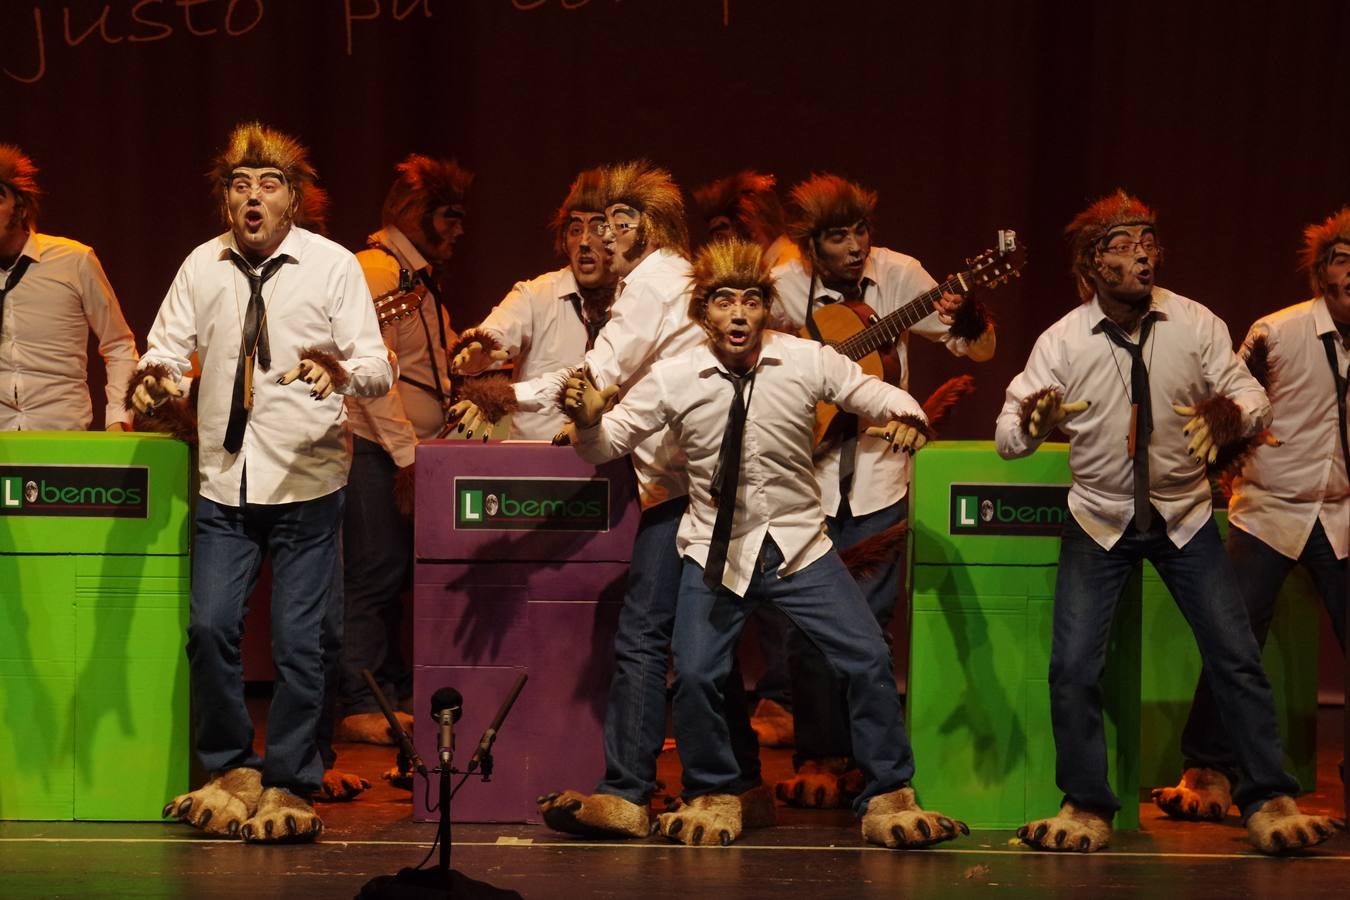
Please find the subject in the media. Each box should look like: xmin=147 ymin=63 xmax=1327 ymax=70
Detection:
xmin=833 ymin=271 xmax=971 ymax=362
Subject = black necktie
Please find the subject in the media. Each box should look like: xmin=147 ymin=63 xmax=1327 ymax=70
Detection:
xmin=224 ymin=254 xmax=284 ymax=454
xmin=804 ymin=277 xmax=866 ymax=492
xmin=1101 ymin=315 xmax=1155 ymax=531
xmin=0 ymin=255 xmax=34 ymax=330
xmin=704 ymin=370 xmax=754 ymax=591
xmin=568 ymin=294 xmax=608 ymax=350
xmin=1320 ymin=332 xmax=1350 ymax=481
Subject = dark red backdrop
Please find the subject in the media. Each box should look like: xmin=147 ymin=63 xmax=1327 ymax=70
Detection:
xmin=4 ymin=0 xmax=1346 ymax=688
xmin=3 ymin=0 xmax=1346 ymax=436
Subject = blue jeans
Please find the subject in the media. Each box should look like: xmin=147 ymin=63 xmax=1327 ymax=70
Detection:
xmin=672 ymin=537 xmax=912 ymax=816
xmin=318 ymin=537 xmax=345 ymax=771
xmin=595 ymin=496 xmax=758 ymax=803
xmin=1181 ymin=521 xmax=1347 ymax=774
xmin=789 ymin=496 xmax=906 ymax=765
xmin=338 ymin=436 xmax=413 ymax=716
xmin=187 ymin=487 xmax=344 ymax=796
xmin=1051 ymin=513 xmax=1298 ymax=818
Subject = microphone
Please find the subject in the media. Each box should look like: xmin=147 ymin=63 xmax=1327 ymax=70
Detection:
xmin=466 ymin=673 xmax=528 ymax=776
xmin=430 ymin=687 xmax=463 ymax=768
xmin=360 ymin=668 xmax=427 ymax=777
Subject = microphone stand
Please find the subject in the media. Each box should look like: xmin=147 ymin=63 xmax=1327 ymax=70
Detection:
xmin=438 ymin=730 xmax=453 ymax=878
xmin=358 ymin=671 xmax=527 ymax=900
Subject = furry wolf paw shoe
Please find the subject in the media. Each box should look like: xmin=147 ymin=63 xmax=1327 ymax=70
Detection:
xmin=658 ymin=794 xmax=742 ymax=846
xmin=1151 ymin=767 xmax=1231 ymax=821
xmin=775 ymin=757 xmax=863 ymax=809
xmin=242 ymin=787 xmax=324 ymax=843
xmin=861 ymin=787 xmax=968 ymax=849
xmin=162 ymin=767 xmax=263 ymax=838
xmin=1245 ymin=795 xmax=1342 ymax=854
xmin=1018 ymin=802 xmax=1112 ymax=852
xmin=537 ymin=790 xmax=651 ymax=839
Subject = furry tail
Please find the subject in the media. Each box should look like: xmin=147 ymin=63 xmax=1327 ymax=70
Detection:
xmin=921 ymin=375 xmax=975 ymax=434
xmin=839 ymin=521 xmax=909 ymax=582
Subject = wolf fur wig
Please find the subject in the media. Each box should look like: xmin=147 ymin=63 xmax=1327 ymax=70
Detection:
xmin=688 ymin=237 xmax=778 ymax=330
xmin=1065 ymin=189 xmax=1159 ymax=301
xmin=785 ymin=173 xmax=878 ymax=270
xmin=382 ymin=153 xmax=472 ymax=244
xmin=211 ymin=122 xmax=328 ymax=231
xmin=551 ymin=166 xmax=607 ymax=257
xmin=693 ymin=170 xmax=787 ymax=244
xmin=1300 ymin=207 xmax=1350 ymax=295
xmin=601 ymin=159 xmax=689 ymax=257
xmin=0 ymin=144 xmax=41 ymax=228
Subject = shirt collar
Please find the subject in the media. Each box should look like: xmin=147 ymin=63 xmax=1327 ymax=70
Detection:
xmin=1 ymin=231 xmax=40 ymax=272
xmin=1088 ymin=290 xmax=1169 ymax=335
xmin=693 ymin=331 xmax=786 ymax=378
xmin=219 ymin=225 xmax=305 ymax=269
xmin=1312 ymin=295 xmax=1340 ymax=338
xmin=554 ymin=266 xmax=582 ymax=301
xmin=368 ymin=225 xmax=429 ymax=273
xmin=809 ymin=253 xmax=878 ymax=303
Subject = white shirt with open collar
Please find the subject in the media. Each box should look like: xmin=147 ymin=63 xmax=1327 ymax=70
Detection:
xmin=1228 ymin=296 xmax=1350 ymax=560
xmin=995 ymin=287 xmax=1271 ymax=551
xmin=575 ymin=330 xmax=926 ymax=596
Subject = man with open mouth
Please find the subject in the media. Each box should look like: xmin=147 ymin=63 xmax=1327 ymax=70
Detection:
xmin=560 ymin=237 xmax=967 ymax=849
xmin=131 ymin=122 xmax=394 ymax=844
xmin=451 ymin=160 xmax=764 ymax=841
xmin=995 ymin=190 xmax=1338 ymax=854
xmin=449 ymin=167 xmax=619 ymax=441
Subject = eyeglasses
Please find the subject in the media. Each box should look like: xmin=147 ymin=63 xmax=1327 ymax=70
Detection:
xmin=1101 ymin=237 xmax=1162 ymax=256
xmin=596 ymin=220 xmax=639 ymax=238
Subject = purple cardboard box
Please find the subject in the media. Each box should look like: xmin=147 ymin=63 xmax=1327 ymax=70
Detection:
xmin=412 ymin=441 xmax=639 ymax=822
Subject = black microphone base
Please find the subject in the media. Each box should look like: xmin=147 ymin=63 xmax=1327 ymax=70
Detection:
xmin=357 ymin=866 xmax=523 ymax=899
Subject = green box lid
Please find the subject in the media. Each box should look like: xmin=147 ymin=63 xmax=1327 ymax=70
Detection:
xmin=911 ymin=440 xmax=1071 ymax=567
xmin=0 ymin=433 xmax=191 ymax=556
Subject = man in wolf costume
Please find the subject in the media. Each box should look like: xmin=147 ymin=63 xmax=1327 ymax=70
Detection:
xmin=1152 ymin=209 xmax=1349 ymax=837
xmin=769 ymin=173 xmax=995 ymax=807
xmin=450 ymin=161 xmax=764 ymax=838
xmin=337 ymin=154 xmax=470 ymax=746
xmin=995 ymin=190 xmax=1338 ymax=854
xmin=562 ymin=237 xmax=969 ymax=848
xmin=448 ymin=167 xmax=617 ymax=441
xmin=693 ymin=169 xmax=799 ymax=268
xmin=132 ymin=123 xmax=393 ymax=842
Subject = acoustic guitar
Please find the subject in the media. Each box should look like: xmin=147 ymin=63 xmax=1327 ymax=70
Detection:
xmin=373 ymin=281 xmax=429 ymax=328
xmin=803 ymin=229 xmax=1025 ymax=446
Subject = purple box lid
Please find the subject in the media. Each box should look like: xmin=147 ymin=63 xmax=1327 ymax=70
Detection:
xmin=415 ymin=441 xmax=640 ymax=562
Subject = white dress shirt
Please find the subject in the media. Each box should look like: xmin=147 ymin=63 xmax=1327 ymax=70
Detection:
xmin=995 ymin=287 xmax=1271 ymax=551
xmin=345 ymin=226 xmax=456 ymax=467
xmin=141 ymin=227 xmax=394 ymax=506
xmin=514 ymin=248 xmax=703 ymax=509
xmin=1227 ymin=297 xmax=1350 ymax=560
xmin=0 ymin=231 xmax=138 ymax=430
xmin=576 ymin=331 xmax=925 ymax=596
xmin=772 ymin=246 xmax=981 ymax=517
xmin=474 ymin=266 xmax=593 ymax=441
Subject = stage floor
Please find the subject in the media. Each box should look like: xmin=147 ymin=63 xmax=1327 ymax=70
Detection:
xmin=4 ymin=706 xmax=1347 ymax=898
